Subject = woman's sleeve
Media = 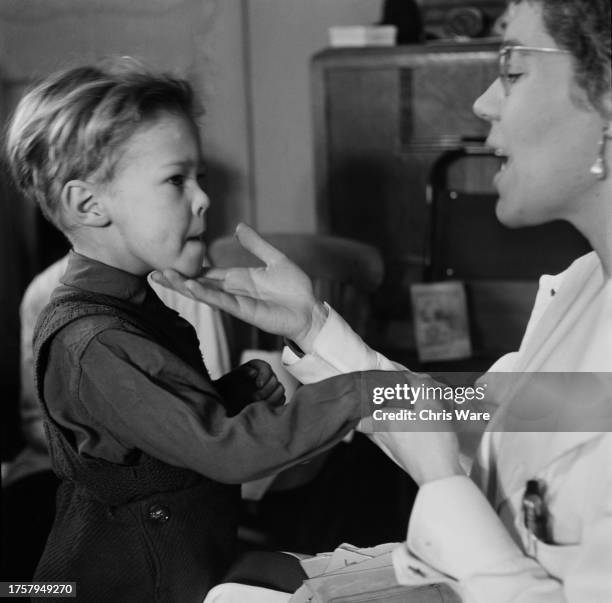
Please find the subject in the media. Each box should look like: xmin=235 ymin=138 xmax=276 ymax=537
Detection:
xmin=395 ymin=474 xmax=612 ymax=603
xmin=283 ymin=304 xmax=407 ymax=384
xmin=283 ymin=267 xmax=567 ymax=385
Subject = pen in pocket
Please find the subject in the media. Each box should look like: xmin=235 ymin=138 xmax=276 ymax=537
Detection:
xmin=522 ymin=479 xmax=548 ymax=557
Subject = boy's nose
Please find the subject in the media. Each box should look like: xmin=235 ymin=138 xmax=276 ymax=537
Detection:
xmin=192 ymin=185 xmax=210 ymax=217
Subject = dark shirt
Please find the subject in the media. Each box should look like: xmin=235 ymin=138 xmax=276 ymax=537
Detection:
xmin=43 ymin=251 xmax=361 ymax=484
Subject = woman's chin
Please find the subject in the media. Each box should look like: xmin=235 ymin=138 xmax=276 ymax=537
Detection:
xmin=496 ymin=201 xmax=549 ymax=230
xmin=495 ymin=198 xmax=525 ymax=229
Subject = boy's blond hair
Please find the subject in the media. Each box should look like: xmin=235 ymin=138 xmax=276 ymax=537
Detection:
xmin=5 ymin=59 xmax=200 ymax=234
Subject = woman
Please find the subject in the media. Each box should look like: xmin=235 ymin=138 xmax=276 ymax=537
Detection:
xmin=154 ymin=0 xmax=611 ymax=600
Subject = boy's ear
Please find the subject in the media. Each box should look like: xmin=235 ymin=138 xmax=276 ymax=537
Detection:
xmin=61 ymin=180 xmax=111 ymax=227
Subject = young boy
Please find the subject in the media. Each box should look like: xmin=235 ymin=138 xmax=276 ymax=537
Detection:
xmin=5 ymin=61 xmax=363 ymax=602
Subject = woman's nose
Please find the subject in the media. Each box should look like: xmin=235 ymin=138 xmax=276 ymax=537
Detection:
xmin=473 ymin=79 xmax=502 ymax=123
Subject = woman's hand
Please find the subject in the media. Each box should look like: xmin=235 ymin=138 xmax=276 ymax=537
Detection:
xmin=151 ymin=224 xmax=327 ymax=350
xmin=358 ymin=371 xmax=465 ymax=486
xmin=370 ymin=430 xmax=463 ymax=486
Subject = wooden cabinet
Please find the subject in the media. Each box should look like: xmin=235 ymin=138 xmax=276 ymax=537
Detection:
xmin=311 ymin=42 xmax=500 ymax=356
xmin=311 ymin=42 xmax=590 ymax=364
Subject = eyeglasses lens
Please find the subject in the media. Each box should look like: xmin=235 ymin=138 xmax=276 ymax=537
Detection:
xmin=499 ymin=47 xmax=512 ymax=96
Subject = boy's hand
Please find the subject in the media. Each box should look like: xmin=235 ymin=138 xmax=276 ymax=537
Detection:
xmin=150 ymin=224 xmax=328 ymax=352
xmin=241 ymin=359 xmax=286 ymax=405
xmin=215 ymin=359 xmax=286 ymax=413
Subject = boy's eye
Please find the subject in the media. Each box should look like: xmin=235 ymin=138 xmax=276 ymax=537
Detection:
xmin=168 ymin=174 xmax=185 ymax=187
xmin=196 ymin=173 xmax=207 ymax=189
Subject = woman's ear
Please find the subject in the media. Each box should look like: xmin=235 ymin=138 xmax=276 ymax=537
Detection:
xmin=60 ymin=180 xmax=111 ymax=227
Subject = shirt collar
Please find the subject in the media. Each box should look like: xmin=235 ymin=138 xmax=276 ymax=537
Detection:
xmin=60 ymin=250 xmax=149 ymax=305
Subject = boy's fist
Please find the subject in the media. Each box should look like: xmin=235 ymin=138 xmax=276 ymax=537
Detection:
xmin=240 ymin=359 xmax=286 ymax=405
xmin=215 ymin=359 xmax=286 ymax=413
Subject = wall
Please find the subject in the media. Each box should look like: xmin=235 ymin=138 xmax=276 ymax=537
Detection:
xmin=0 ymin=0 xmax=251 ymax=238
xmin=1 ymin=0 xmax=384 ymax=235
xmin=247 ymin=0 xmax=380 ymax=232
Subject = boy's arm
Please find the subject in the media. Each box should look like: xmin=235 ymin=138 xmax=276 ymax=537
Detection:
xmin=66 ymin=328 xmax=362 ymax=484
xmin=214 ymin=359 xmax=285 ymax=414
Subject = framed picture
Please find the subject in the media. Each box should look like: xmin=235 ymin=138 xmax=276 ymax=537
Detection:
xmin=410 ymin=281 xmax=472 ymax=362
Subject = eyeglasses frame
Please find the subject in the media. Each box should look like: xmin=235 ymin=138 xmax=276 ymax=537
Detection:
xmin=498 ymin=45 xmax=572 ymax=96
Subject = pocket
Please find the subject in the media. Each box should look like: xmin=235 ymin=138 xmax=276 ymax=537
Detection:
xmin=513 ymin=510 xmax=580 ymax=578
xmin=532 ymin=539 xmax=580 ymax=579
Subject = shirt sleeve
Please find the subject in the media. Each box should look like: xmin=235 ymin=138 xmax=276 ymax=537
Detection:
xmin=395 ymin=474 xmax=612 ymax=603
xmin=64 ymin=328 xmax=362 ymax=484
xmin=283 ymin=304 xmax=407 ymax=383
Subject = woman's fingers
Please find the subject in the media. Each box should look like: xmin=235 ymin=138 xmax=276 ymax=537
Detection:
xmin=155 ymin=268 xmax=241 ymax=314
xmin=159 ymin=269 xmax=195 ymax=297
xmin=235 ymin=223 xmax=286 ymax=265
xmin=197 ymin=267 xmax=230 ymax=281
xmin=183 ymin=279 xmax=245 ymax=314
xmin=149 ymin=271 xmax=171 ymax=288
xmin=194 ymin=267 xmax=263 ymax=298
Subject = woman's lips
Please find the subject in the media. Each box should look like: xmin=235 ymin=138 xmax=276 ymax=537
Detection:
xmin=494 ymin=148 xmax=509 ymax=167
xmin=493 ymin=150 xmax=510 ymax=188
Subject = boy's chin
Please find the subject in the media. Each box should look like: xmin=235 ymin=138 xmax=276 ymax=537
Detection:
xmin=170 ymin=257 xmax=204 ymax=279
xmin=181 ymin=266 xmax=203 ymax=278
xmin=156 ymin=247 xmax=205 ymax=278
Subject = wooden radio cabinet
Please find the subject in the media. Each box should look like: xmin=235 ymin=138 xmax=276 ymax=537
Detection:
xmin=311 ymin=41 xmax=500 ymax=357
xmin=311 ymin=41 xmax=589 ymax=364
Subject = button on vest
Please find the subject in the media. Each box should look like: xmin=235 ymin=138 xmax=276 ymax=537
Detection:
xmin=147 ymin=503 xmax=170 ymax=523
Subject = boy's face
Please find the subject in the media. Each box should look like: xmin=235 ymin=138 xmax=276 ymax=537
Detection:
xmin=100 ymin=111 xmax=209 ymax=277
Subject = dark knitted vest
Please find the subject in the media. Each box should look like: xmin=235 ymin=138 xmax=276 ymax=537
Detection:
xmin=33 ymin=291 xmax=239 ymax=603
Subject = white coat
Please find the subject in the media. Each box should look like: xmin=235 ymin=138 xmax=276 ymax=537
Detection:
xmin=286 ymin=251 xmax=612 ymax=603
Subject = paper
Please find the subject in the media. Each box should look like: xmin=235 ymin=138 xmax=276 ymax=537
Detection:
xmin=291 ymin=543 xmax=460 ymax=603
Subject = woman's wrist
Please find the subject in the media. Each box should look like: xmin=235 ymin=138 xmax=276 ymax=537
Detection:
xmin=294 ymin=300 xmax=328 ymax=353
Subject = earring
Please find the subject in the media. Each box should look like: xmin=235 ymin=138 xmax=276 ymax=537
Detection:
xmin=590 ymin=126 xmax=611 ymax=180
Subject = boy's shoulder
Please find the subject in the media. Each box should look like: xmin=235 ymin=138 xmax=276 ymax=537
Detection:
xmin=59 ymin=311 xmax=132 ymax=346
xmin=48 ymin=309 xmax=147 ymax=366
xmin=37 ymin=292 xmax=153 ymax=362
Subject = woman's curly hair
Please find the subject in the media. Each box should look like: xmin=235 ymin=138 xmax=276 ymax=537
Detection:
xmin=512 ymin=0 xmax=611 ymax=111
